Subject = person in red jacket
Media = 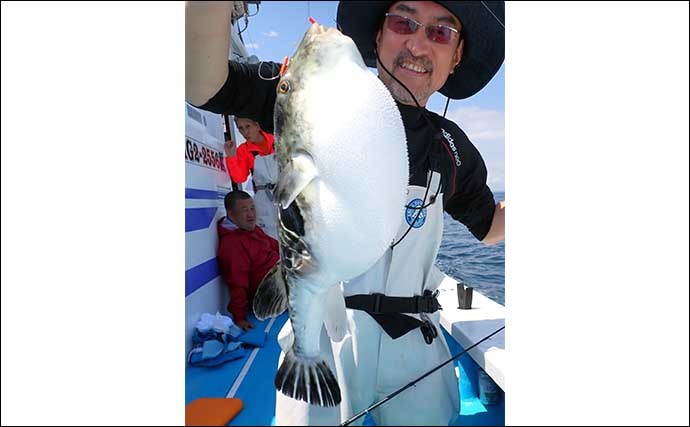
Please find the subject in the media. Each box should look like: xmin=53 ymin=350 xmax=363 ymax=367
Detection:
xmin=217 ymin=190 xmax=279 ymax=331
xmin=223 ymin=117 xmax=275 ymax=184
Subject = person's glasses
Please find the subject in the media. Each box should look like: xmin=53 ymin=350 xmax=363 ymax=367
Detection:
xmin=384 ymin=13 xmax=461 ymax=45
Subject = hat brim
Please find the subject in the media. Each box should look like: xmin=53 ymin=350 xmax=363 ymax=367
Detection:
xmin=336 ymin=1 xmax=504 ymax=100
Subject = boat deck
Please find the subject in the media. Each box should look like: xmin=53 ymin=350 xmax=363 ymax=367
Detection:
xmin=185 ymin=312 xmax=288 ymax=426
xmin=186 ymin=309 xmax=504 ymax=426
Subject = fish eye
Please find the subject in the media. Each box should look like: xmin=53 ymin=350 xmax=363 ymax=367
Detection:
xmin=278 ymin=80 xmax=290 ymax=94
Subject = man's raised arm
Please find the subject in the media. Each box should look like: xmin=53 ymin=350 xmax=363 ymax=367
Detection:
xmin=185 ymin=1 xmax=233 ymax=106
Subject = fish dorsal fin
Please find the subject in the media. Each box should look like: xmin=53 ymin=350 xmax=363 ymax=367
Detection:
xmin=274 ymin=151 xmax=318 ymax=209
xmin=253 ymin=263 xmax=288 ymax=319
xmin=323 ymin=282 xmax=348 ymax=342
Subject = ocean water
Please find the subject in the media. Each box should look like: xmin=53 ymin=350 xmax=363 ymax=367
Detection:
xmin=436 ymin=192 xmax=505 ymax=305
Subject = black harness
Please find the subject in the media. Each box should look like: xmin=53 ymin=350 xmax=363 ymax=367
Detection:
xmin=345 ymin=290 xmax=441 ymax=344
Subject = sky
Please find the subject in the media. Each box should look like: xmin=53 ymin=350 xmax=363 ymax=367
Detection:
xmin=236 ymin=1 xmax=505 ymax=191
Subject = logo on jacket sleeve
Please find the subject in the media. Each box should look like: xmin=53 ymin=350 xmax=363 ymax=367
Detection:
xmin=405 ymin=198 xmax=427 ymax=228
xmin=441 ymin=128 xmax=462 ymax=167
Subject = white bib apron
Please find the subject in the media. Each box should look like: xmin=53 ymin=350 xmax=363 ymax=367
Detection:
xmin=252 ymin=152 xmax=279 ymax=240
xmin=275 ymin=172 xmax=459 ymax=426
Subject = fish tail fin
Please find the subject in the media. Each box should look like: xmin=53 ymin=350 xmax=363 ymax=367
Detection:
xmin=253 ymin=263 xmax=288 ymax=320
xmin=275 ymin=348 xmax=341 ymax=407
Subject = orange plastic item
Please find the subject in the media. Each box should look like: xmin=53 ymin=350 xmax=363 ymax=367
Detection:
xmin=279 ymin=56 xmax=289 ymax=77
xmin=185 ymin=397 xmax=243 ymax=426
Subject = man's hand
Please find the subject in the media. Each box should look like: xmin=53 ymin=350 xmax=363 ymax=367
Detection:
xmin=236 ymin=319 xmax=254 ymax=331
xmin=224 ymin=139 xmax=237 ymax=158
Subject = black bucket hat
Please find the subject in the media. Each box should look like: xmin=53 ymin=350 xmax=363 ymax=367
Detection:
xmin=336 ymin=1 xmax=504 ymax=100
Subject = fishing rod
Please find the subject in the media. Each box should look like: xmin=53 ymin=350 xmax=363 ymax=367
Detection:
xmin=340 ymin=325 xmax=505 ymax=426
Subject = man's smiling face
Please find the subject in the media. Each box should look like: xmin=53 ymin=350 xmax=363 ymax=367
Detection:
xmin=375 ymin=1 xmax=463 ymax=106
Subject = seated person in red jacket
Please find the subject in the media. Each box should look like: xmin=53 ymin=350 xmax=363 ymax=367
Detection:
xmin=217 ymin=190 xmax=279 ymax=331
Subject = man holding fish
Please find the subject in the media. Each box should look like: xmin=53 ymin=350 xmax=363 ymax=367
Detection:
xmin=187 ymin=1 xmax=505 ymax=425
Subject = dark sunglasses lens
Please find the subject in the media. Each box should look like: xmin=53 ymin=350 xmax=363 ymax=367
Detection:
xmin=426 ymin=26 xmax=452 ymax=44
xmin=387 ymin=15 xmax=417 ymax=35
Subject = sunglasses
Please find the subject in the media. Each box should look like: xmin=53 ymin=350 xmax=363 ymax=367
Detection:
xmin=384 ymin=13 xmax=461 ymax=45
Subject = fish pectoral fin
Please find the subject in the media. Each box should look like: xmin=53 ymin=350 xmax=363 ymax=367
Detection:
xmin=253 ymin=263 xmax=288 ymax=320
xmin=275 ymin=151 xmax=318 ymax=209
xmin=324 ymin=283 xmax=348 ymax=343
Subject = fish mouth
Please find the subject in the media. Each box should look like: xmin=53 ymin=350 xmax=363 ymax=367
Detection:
xmin=307 ymin=22 xmax=341 ymax=38
xmin=300 ymin=22 xmax=352 ymax=58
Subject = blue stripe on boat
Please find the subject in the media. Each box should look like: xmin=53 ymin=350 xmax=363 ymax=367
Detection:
xmin=185 ymin=258 xmax=219 ymax=296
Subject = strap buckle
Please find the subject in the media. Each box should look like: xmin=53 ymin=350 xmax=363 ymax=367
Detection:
xmin=417 ymin=289 xmax=441 ymax=313
xmin=371 ymin=293 xmax=384 ymax=313
xmin=419 ymin=312 xmax=438 ymax=345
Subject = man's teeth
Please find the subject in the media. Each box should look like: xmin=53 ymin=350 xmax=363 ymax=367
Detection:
xmin=401 ymin=62 xmax=427 ymax=73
